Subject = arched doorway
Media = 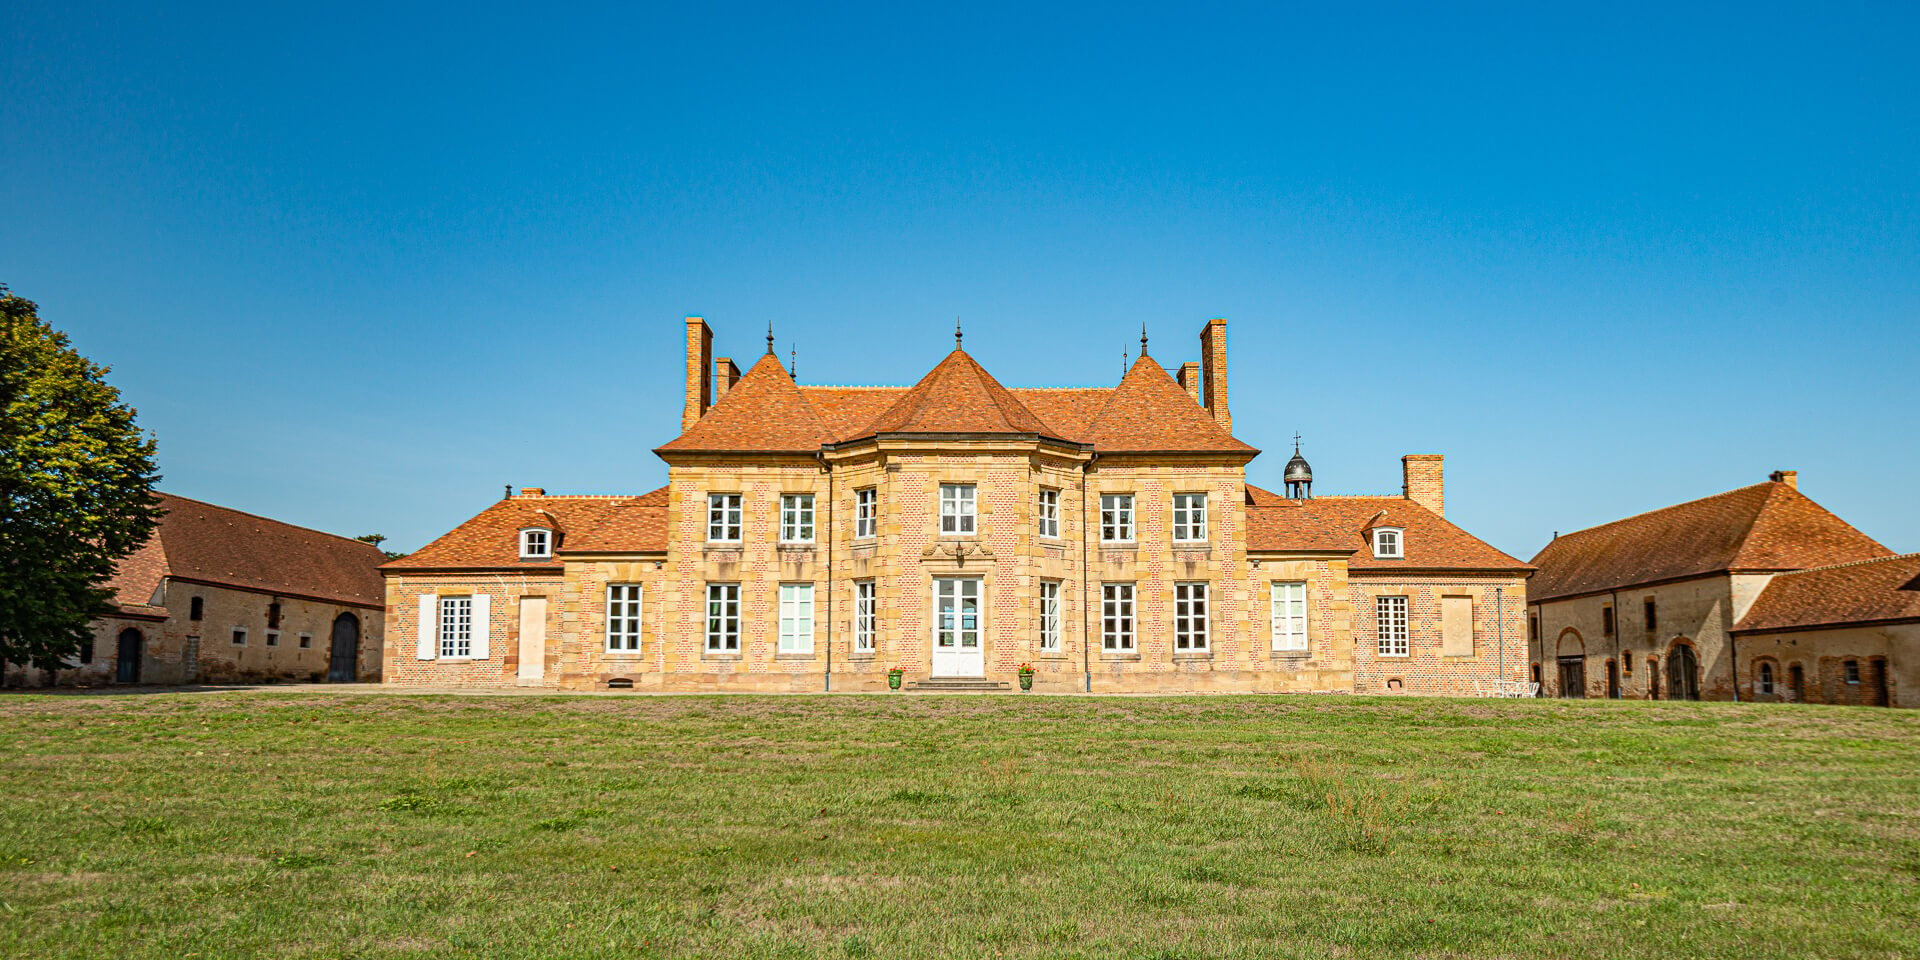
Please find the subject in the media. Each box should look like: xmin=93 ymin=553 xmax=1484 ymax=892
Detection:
xmin=1556 ymin=630 xmax=1586 ymax=699
xmin=1667 ymin=643 xmax=1701 ymax=701
xmin=328 ymin=613 xmax=360 ymax=682
xmin=115 ymin=629 xmax=142 ymax=683
xmin=1788 ymin=662 xmax=1806 ymax=702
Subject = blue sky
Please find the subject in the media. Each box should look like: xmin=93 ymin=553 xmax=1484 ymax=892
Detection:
xmin=4 ymin=1 xmax=1915 ymax=557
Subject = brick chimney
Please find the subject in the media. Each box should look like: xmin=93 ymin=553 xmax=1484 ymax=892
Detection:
xmin=1769 ymin=469 xmax=1798 ymax=490
xmin=1198 ymin=318 xmax=1231 ymax=431
xmin=714 ymin=357 xmax=742 ymax=404
xmin=683 ymin=317 xmax=713 ymax=431
xmin=1175 ymin=362 xmax=1202 ymax=404
xmin=518 ymin=487 xmax=545 ymax=497
xmin=1402 ymin=455 xmax=1444 ymax=517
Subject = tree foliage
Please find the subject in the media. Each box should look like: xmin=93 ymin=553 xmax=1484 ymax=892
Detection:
xmin=0 ymin=287 xmax=161 ymax=671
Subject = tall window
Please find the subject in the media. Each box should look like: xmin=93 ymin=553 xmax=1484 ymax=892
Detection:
xmin=779 ymin=583 xmax=815 ymax=654
xmin=1372 ymin=527 xmax=1403 ymax=559
xmin=1101 ymin=583 xmax=1135 ymax=651
xmin=439 ymin=596 xmax=474 ymax=659
xmin=1172 ymin=493 xmax=1208 ymax=542
xmin=855 ymin=488 xmax=878 ymax=538
xmin=1038 ymin=580 xmax=1061 ymax=651
xmin=1759 ymin=662 xmax=1775 ymax=695
xmin=705 ymin=584 xmax=740 ymax=652
xmin=1844 ymin=660 xmax=1861 ymax=684
xmin=605 ymin=584 xmax=642 ymax=652
xmin=707 ymin=494 xmax=742 ymax=542
xmin=940 ymin=484 xmax=976 ymax=535
xmin=1271 ymin=581 xmax=1308 ymax=652
xmin=781 ymin=494 xmax=815 ymax=543
xmin=1602 ymin=606 xmax=1616 ymax=636
xmin=190 ymin=596 xmax=204 ymax=621
xmin=1100 ymin=494 xmax=1134 ymax=542
xmin=854 ymin=580 xmax=877 ymax=652
xmin=1174 ymin=583 xmax=1209 ymax=651
xmin=1644 ymin=598 xmax=1658 ymax=630
xmin=1376 ymin=596 xmax=1409 ymax=657
xmin=1037 ymin=488 xmax=1060 ymax=538
xmin=267 ymin=602 xmax=282 ymax=629
xmin=519 ymin=528 xmax=552 ymax=559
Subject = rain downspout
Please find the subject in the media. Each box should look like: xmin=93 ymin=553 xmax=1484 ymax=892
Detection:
xmin=1082 ymin=454 xmax=1097 ymax=693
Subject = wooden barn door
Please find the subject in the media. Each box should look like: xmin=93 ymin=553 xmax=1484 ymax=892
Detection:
xmin=115 ymin=629 xmax=142 ymax=683
xmin=327 ymin=613 xmax=359 ymax=682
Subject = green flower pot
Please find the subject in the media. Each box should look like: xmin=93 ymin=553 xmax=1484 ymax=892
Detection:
xmin=887 ymin=673 xmax=903 ymax=690
xmin=1018 ymin=673 xmax=1035 ymax=691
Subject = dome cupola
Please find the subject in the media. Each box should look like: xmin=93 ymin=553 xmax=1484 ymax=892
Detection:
xmin=1284 ymin=434 xmax=1313 ymax=499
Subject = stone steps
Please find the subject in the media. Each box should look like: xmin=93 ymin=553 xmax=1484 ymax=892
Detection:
xmin=905 ymin=678 xmax=1011 ymax=692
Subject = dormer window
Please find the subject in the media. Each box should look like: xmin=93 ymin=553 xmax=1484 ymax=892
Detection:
xmin=519 ymin=528 xmax=553 ymax=559
xmin=1372 ymin=527 xmax=1403 ymax=559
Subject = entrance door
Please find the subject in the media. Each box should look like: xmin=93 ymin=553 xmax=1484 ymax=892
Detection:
xmin=1606 ymin=659 xmax=1621 ymax=699
xmin=1668 ymin=645 xmax=1701 ymax=701
xmin=327 ymin=613 xmax=360 ymax=682
xmin=931 ymin=578 xmax=984 ymax=677
xmin=115 ymin=629 xmax=142 ymax=683
xmin=516 ymin=597 xmax=547 ymax=683
xmin=1556 ymin=656 xmax=1586 ymax=698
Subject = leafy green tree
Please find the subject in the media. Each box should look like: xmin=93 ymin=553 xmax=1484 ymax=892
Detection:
xmin=0 ymin=286 xmax=160 ymax=673
xmin=354 ymin=533 xmax=406 ymax=562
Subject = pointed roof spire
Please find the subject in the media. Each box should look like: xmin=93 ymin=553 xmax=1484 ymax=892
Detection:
xmin=1084 ymin=353 xmax=1257 ymax=454
xmin=955 ymin=316 xmax=963 ymax=350
xmin=1140 ymin=322 xmax=1149 ymax=357
xmin=765 ymin=320 xmax=775 ymax=355
xmin=1121 ymin=347 xmax=1128 ymax=378
xmin=789 ymin=344 xmax=797 ymax=380
xmin=859 ymin=350 xmax=1056 ymax=437
xmin=656 ymin=351 xmax=829 ymax=453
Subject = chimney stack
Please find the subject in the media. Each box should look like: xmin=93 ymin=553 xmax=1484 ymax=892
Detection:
xmin=1402 ymin=455 xmax=1445 ymax=517
xmin=1198 ymin=318 xmax=1231 ymax=431
xmin=714 ymin=357 xmax=742 ymax=405
xmin=1175 ymin=362 xmax=1202 ymax=404
xmin=682 ymin=317 xmax=714 ymax=431
xmin=1770 ymin=470 xmax=1798 ymax=490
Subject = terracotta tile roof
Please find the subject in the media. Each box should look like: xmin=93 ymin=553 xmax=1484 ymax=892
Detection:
xmin=1245 ymin=486 xmax=1530 ymax=571
xmin=1735 ymin=553 xmax=1920 ymax=633
xmin=1528 ymin=481 xmax=1891 ymax=602
xmin=655 ymin=352 xmax=830 ymax=454
xmin=383 ymin=491 xmax=667 ymax=571
xmin=1086 ymin=355 xmax=1256 ymax=454
xmin=112 ymin=494 xmax=387 ymax=607
xmin=859 ymin=349 xmax=1059 ymax=438
xmin=657 ymin=348 xmax=1257 ymax=455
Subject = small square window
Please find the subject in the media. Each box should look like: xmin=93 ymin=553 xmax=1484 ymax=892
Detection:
xmin=297 ymin=633 xmax=312 ymax=649
xmin=231 ymin=628 xmax=248 ymax=646
xmin=1100 ymin=494 xmax=1134 ymax=542
xmin=265 ymin=630 xmax=280 ymax=647
xmin=1372 ymin=527 xmax=1403 ymax=559
xmin=940 ymin=484 xmax=976 ymax=535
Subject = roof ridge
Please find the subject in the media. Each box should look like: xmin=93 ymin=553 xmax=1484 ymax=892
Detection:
xmin=1549 ymin=482 xmax=1775 ymax=541
xmin=1769 ymin=552 xmax=1920 ymax=578
xmin=512 ymin=494 xmax=648 ymax=500
xmin=158 ymin=493 xmax=377 ymax=549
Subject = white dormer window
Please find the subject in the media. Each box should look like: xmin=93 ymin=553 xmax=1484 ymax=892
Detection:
xmin=519 ymin=528 xmax=553 ymax=559
xmin=1372 ymin=527 xmax=1403 ymax=559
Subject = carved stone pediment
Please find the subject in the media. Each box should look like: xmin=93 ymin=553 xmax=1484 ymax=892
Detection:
xmin=920 ymin=539 xmax=995 ymax=565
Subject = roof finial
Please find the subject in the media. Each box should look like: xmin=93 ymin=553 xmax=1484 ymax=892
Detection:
xmin=766 ymin=320 xmax=775 ymax=355
xmin=955 ymin=316 xmax=963 ymax=350
xmin=1140 ymin=322 xmax=1149 ymax=356
xmin=1121 ymin=346 xmax=1128 ymax=377
xmin=790 ymin=344 xmax=797 ymax=380
xmin=1293 ymin=431 xmax=1302 ymax=453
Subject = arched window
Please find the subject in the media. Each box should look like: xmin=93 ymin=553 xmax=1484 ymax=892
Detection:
xmin=519 ymin=528 xmax=553 ymax=559
xmin=1758 ymin=662 xmax=1775 ymax=696
xmin=1372 ymin=527 xmax=1404 ymax=559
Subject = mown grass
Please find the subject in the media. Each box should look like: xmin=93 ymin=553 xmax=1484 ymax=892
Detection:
xmin=0 ymin=692 xmax=1916 ymax=959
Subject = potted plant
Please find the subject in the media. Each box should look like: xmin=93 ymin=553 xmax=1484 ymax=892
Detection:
xmin=887 ymin=666 xmax=904 ymax=691
xmin=1017 ymin=662 xmax=1036 ymax=691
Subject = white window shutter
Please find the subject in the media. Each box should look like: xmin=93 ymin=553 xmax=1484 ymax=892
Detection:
xmin=471 ymin=594 xmax=492 ymax=660
xmin=416 ymin=593 xmax=439 ymax=660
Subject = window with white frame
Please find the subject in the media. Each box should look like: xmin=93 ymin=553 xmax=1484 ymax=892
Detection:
xmin=779 ymin=583 xmax=815 ymax=654
xmin=439 ymin=596 xmax=474 ymax=659
xmin=605 ymin=584 xmax=643 ymax=653
xmin=1038 ymin=580 xmax=1061 ymax=651
xmin=519 ymin=528 xmax=552 ymax=559
xmin=855 ymin=580 xmax=877 ymax=652
xmin=1372 ymin=527 xmax=1404 ymax=559
xmin=1100 ymin=494 xmax=1134 ymax=542
xmin=1037 ymin=488 xmax=1060 ymax=538
xmin=1172 ymin=493 xmax=1208 ymax=542
xmin=781 ymin=494 xmax=815 ymax=543
xmin=939 ymin=483 xmax=976 ymax=535
xmin=1376 ymin=596 xmax=1409 ymax=657
xmin=265 ymin=630 xmax=280 ymax=647
xmin=1174 ymin=582 xmax=1209 ymax=651
xmin=855 ymin=487 xmax=878 ymax=539
xmin=707 ymin=494 xmax=742 ymax=542
xmin=1271 ymin=581 xmax=1308 ymax=652
xmin=1101 ymin=583 xmax=1135 ymax=651
xmin=705 ymin=584 xmax=740 ymax=653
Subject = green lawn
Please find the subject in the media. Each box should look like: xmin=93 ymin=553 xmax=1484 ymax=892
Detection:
xmin=1 ymin=692 xmax=1915 ymax=959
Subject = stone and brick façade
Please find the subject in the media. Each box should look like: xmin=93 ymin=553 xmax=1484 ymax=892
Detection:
xmin=383 ymin=318 xmax=1531 ymax=694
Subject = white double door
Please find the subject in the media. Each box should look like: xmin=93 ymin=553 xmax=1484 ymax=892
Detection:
xmin=931 ymin=577 xmax=985 ymax=677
